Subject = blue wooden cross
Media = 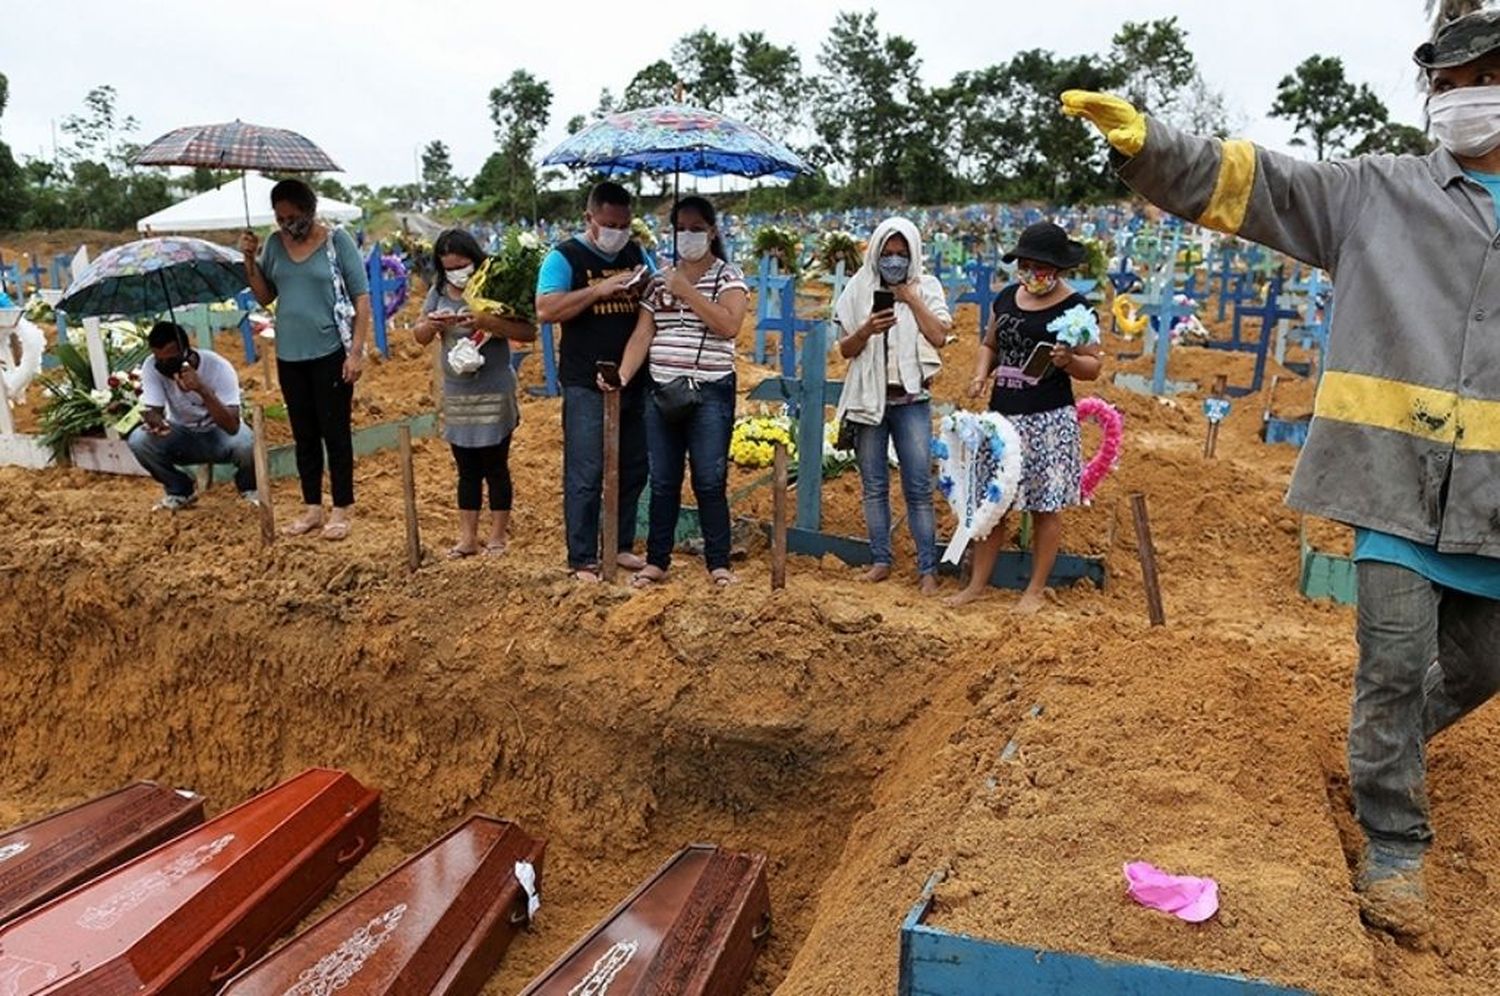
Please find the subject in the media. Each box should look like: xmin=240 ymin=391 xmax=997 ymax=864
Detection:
xmin=746 ymin=323 xmax=842 ymax=532
xmin=235 ymin=290 xmax=259 ymax=363
xmin=1226 ymin=272 xmax=1300 ymax=397
xmin=364 ymin=250 xmax=391 ymax=358
xmin=1107 ymin=254 xmax=1142 ymax=294
xmin=51 ymin=253 xmax=72 ymax=291
xmin=955 ymin=259 xmax=999 ymax=334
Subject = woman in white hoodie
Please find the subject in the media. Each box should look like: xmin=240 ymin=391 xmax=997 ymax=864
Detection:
xmin=834 ymin=218 xmax=952 ymax=595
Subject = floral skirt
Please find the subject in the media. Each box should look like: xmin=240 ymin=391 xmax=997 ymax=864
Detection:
xmin=1009 ymin=406 xmax=1082 ymax=513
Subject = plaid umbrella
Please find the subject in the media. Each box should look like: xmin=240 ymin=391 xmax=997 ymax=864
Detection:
xmin=58 ymin=237 xmax=247 ymax=320
xmin=133 ymin=121 xmax=341 ymax=226
xmin=540 ymin=105 xmax=809 ymax=179
xmin=134 ymin=121 xmax=340 ymax=172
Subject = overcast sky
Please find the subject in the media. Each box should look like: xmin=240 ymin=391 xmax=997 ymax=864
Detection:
xmin=4 ymin=0 xmax=1435 ymax=190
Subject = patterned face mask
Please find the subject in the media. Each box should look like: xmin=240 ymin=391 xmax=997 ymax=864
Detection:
xmin=1017 ymin=265 xmax=1058 ymax=295
xmin=280 ymin=214 xmax=313 ymax=240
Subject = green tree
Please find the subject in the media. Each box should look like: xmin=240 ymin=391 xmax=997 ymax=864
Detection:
xmin=734 ymin=31 xmax=804 ymax=134
xmin=811 ymin=10 xmax=923 ymax=199
xmin=28 ymin=84 xmax=169 ymax=230
xmin=1353 ymin=121 xmax=1434 ymax=156
xmin=487 ymin=69 xmax=553 ymax=218
xmin=1270 ymin=55 xmax=1388 ymax=160
xmin=566 ymin=114 xmax=586 ymax=135
xmin=673 ymin=28 xmax=737 ymax=110
xmin=622 ymin=60 xmax=678 ymax=110
xmin=1109 ymin=17 xmax=1197 ymax=118
xmin=0 ymin=72 xmax=29 ymax=229
xmin=420 ymin=139 xmax=461 ymax=201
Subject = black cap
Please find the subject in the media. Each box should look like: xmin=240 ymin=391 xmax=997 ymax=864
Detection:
xmin=1415 ymin=8 xmax=1500 ymax=70
xmin=1002 ymin=222 xmax=1087 ymax=270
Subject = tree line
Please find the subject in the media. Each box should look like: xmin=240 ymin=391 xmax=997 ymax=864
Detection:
xmin=0 ymin=12 xmax=1431 ymax=232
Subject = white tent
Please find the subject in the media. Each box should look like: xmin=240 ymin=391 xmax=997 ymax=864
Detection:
xmin=136 ymin=174 xmax=362 ymax=233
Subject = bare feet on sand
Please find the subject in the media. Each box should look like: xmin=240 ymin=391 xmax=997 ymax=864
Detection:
xmin=1012 ymin=589 xmax=1056 ymax=615
xmin=863 ymin=564 xmax=892 ymax=582
xmin=943 ymin=585 xmax=986 ymax=608
xmin=919 ymin=575 xmax=940 ymax=597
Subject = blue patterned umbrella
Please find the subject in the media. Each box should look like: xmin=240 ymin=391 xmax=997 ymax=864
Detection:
xmin=540 ymin=105 xmax=811 ymax=179
xmin=59 ymin=237 xmax=247 ymax=320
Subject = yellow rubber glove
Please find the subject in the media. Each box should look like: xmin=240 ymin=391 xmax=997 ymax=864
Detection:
xmin=1061 ymin=90 xmax=1147 ymax=157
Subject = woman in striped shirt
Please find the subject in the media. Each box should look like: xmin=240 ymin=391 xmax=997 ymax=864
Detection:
xmin=612 ymin=196 xmax=749 ymax=586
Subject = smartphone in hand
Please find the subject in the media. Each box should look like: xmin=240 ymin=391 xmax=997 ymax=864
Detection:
xmin=597 ymin=360 xmax=622 ymax=388
xmin=1021 ymin=341 xmax=1056 ymax=381
xmin=624 ymin=266 xmax=649 ymax=292
xmin=873 ymin=289 xmax=895 ymax=313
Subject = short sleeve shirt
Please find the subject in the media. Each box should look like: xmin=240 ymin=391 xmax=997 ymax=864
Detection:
xmin=258 ymin=227 xmax=370 ymax=362
xmin=642 ymin=260 xmax=745 ymax=383
xmin=139 ymin=349 xmax=241 ymax=430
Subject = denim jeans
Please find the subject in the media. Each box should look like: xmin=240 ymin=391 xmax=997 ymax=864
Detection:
xmin=562 ymin=384 xmax=647 ymax=570
xmin=645 ymin=374 xmax=736 ymax=572
xmin=127 ymin=422 xmax=256 ymax=496
xmin=1351 ymin=561 xmax=1500 ymax=859
xmin=854 ymin=399 xmax=938 ymax=576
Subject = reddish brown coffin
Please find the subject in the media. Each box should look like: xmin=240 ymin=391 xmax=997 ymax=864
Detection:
xmin=221 ymin=814 xmax=545 ymax=996
xmin=0 ymin=782 xmax=205 ymax=927
xmin=519 ymin=844 xmax=771 ymax=996
xmin=0 ymin=767 xmax=379 ymax=996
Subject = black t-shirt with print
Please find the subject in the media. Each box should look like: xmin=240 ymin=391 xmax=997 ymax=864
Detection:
xmin=986 ymin=284 xmax=1088 ymax=416
xmin=556 ymin=238 xmax=648 ymax=389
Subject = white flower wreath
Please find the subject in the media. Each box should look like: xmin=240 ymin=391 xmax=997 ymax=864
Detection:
xmin=933 ymin=410 xmax=1024 ymax=565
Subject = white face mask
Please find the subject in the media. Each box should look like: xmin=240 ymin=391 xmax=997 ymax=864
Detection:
xmin=592 ymin=225 xmax=631 ymax=256
xmin=445 ymin=264 xmax=474 ymax=289
xmin=675 ymin=230 xmax=710 ymax=261
xmin=1428 ymin=85 xmax=1500 ymax=157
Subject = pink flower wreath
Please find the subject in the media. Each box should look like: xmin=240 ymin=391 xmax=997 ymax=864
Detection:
xmin=1076 ymin=396 xmax=1124 ymax=503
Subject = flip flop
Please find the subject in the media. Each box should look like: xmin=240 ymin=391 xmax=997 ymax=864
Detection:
xmin=631 ymin=566 xmax=668 ymax=589
xmin=569 ymin=568 xmax=603 ymax=583
xmin=484 ymin=540 xmax=508 ymax=557
xmin=321 ymin=519 xmax=351 ymax=542
xmin=448 ymin=545 xmax=478 ymax=560
xmin=617 ymin=552 xmax=647 ymax=571
xmin=282 ymin=514 xmax=323 ymax=537
xmin=710 ymin=569 xmax=739 ymax=587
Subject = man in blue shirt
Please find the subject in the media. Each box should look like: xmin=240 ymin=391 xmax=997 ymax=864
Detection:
xmin=535 ymin=182 xmax=651 ymax=581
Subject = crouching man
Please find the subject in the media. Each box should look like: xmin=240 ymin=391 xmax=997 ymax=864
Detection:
xmin=128 ymin=321 xmax=257 ymax=510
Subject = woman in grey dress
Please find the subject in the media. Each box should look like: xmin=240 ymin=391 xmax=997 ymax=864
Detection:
xmin=414 ymin=229 xmax=536 ymax=557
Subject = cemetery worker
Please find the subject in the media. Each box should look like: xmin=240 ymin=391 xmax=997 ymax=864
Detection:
xmin=414 ymin=228 xmax=535 ymax=559
xmin=535 ymin=181 xmax=653 ymax=582
xmin=835 ymin=217 xmax=952 ymax=596
xmin=1063 ymin=8 xmax=1500 ymax=938
xmin=946 ymin=222 xmax=1103 ymax=614
xmin=128 ymin=321 xmax=257 ymax=511
xmin=609 ymin=196 xmax=749 ymax=588
xmin=239 ymin=178 xmax=371 ymax=542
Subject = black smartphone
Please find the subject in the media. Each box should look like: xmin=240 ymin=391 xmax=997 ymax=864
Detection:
xmin=597 ymin=360 xmax=621 ymax=388
xmin=1021 ymin=342 xmax=1056 ymax=380
xmin=873 ymin=289 xmax=895 ymax=313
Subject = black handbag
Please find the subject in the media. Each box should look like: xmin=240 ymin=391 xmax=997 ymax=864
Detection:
xmin=651 ymin=265 xmax=725 ymax=423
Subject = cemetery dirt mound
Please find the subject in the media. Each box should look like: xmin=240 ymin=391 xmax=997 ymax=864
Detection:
xmin=2 ymin=318 xmax=1498 ymax=995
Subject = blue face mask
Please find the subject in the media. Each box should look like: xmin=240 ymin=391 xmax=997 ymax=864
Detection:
xmin=878 ymin=254 xmax=910 ymax=285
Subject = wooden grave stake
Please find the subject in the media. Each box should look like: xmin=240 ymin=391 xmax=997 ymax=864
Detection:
xmin=771 ymin=440 xmax=789 ymax=590
xmin=398 ymin=423 xmax=422 ymax=571
xmin=1203 ymin=373 xmax=1229 ymax=458
xmin=1129 ymin=492 xmax=1166 ymax=626
xmin=252 ymin=404 xmax=276 ymax=546
xmin=601 ymin=390 xmax=621 ymax=583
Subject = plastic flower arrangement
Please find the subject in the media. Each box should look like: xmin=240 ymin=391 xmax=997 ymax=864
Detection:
xmin=37 ymin=342 xmax=147 ymax=459
xmin=464 ymin=229 xmax=546 ymax=324
xmin=751 ymin=226 xmax=801 ymax=273
xmin=630 ymin=217 xmax=658 ymax=249
xmin=814 ymin=231 xmax=863 ymax=275
xmin=1047 ymin=303 xmax=1100 ymax=347
xmin=730 ymin=414 xmax=796 ymax=468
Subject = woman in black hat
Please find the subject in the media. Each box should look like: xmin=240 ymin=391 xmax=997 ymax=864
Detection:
xmin=946 ymin=222 xmax=1102 ymax=612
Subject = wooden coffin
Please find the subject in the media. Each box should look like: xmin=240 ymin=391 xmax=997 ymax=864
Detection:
xmin=221 ymin=814 xmax=546 ymax=996
xmin=0 ymin=767 xmax=379 ymax=996
xmin=519 ymin=844 xmax=771 ymax=996
xmin=0 ymin=782 xmax=205 ymax=927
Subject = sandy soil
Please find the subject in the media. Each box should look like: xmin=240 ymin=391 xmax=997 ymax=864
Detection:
xmin=1 ymin=271 xmax=1493 ymax=996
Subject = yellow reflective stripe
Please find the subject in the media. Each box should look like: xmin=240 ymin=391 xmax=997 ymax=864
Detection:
xmin=1315 ymin=371 xmax=1458 ymax=443
xmin=1457 ymin=397 xmax=1500 ymax=451
xmin=1196 ymin=140 xmax=1257 ymax=235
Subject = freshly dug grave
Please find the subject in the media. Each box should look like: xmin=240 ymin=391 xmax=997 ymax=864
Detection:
xmin=1 ymin=282 xmax=1495 ymax=996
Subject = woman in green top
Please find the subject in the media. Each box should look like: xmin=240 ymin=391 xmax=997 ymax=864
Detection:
xmin=240 ymin=179 xmax=371 ymax=541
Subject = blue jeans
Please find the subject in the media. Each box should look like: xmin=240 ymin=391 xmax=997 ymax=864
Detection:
xmin=854 ymin=399 xmax=938 ymax=576
xmin=645 ymin=375 xmax=736 ymax=572
xmin=127 ymin=422 xmax=256 ymax=497
xmin=1351 ymin=561 xmax=1500 ymax=859
xmin=562 ymin=384 xmax=647 ymax=570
